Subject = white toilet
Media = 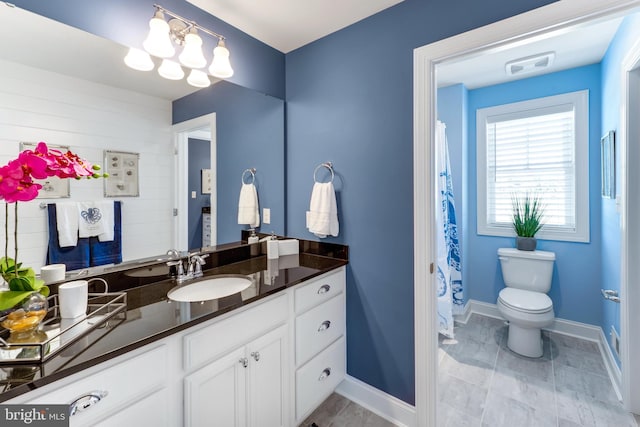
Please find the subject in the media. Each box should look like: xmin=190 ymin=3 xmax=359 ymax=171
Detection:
xmin=497 ymin=248 xmax=555 ymax=358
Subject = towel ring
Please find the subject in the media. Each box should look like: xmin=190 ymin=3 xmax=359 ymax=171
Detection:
xmin=313 ymin=162 xmax=334 ymax=183
xmin=242 ymin=168 xmax=256 ymax=185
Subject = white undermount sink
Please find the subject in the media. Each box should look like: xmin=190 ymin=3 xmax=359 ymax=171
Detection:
xmin=167 ymin=276 xmax=252 ymax=302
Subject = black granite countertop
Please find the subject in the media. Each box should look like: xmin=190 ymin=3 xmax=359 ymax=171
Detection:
xmin=0 ymin=240 xmax=348 ymax=403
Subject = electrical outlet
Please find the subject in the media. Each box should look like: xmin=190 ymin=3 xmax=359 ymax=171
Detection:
xmin=263 ymin=208 xmax=271 ymax=224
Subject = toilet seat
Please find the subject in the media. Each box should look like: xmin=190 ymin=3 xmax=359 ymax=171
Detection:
xmin=498 ymin=288 xmax=552 ymax=314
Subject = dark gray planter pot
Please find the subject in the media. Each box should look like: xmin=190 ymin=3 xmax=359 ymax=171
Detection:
xmin=516 ymin=236 xmax=537 ymax=251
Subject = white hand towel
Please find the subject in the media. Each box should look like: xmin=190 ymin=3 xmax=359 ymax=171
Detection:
xmin=56 ymin=202 xmax=79 ymax=248
xmin=237 ymin=183 xmax=260 ymax=228
xmin=306 ymin=182 xmax=339 ymax=238
xmin=78 ymin=201 xmax=114 ymax=241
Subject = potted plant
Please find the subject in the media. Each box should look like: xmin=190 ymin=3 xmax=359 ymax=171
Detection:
xmin=512 ymin=193 xmax=544 ymax=251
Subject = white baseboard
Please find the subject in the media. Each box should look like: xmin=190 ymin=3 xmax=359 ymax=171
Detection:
xmin=456 ymin=299 xmax=622 ymax=399
xmin=335 ymin=375 xmax=416 ymax=427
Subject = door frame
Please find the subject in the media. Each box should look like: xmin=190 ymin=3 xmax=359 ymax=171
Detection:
xmin=413 ymin=0 xmax=640 ymax=425
xmin=172 ymin=113 xmax=217 ymax=251
xmin=620 ymin=36 xmax=640 ymax=413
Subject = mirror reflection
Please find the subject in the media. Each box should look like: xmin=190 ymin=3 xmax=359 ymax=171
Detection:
xmin=0 ymin=6 xmax=285 ymax=273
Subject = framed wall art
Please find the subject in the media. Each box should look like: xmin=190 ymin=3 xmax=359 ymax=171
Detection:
xmin=20 ymin=142 xmax=70 ymax=198
xmin=601 ymin=130 xmax=615 ymax=199
xmin=104 ymin=150 xmax=139 ymax=197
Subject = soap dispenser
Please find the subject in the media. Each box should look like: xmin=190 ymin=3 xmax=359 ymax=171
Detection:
xmin=248 ymin=229 xmax=259 ymax=256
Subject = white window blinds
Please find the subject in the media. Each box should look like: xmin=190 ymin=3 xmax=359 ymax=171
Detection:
xmin=476 ymin=90 xmax=589 ymax=243
xmin=487 ymin=106 xmax=575 ymax=229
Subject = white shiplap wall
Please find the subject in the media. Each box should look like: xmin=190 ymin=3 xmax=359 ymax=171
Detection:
xmin=0 ymin=59 xmax=175 ymax=271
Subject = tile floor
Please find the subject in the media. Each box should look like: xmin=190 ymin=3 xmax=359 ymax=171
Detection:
xmin=302 ymin=313 xmax=638 ymax=426
xmin=301 ymin=392 xmax=395 ymax=427
xmin=438 ymin=314 xmax=637 ymax=427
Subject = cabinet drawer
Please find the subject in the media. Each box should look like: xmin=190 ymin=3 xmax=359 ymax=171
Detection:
xmin=17 ymin=344 xmax=168 ymax=425
xmin=295 ymin=268 xmax=345 ymax=314
xmin=295 ymin=293 xmax=344 ymax=366
xmin=183 ymin=293 xmax=288 ymax=371
xmin=295 ymin=336 xmax=345 ymax=421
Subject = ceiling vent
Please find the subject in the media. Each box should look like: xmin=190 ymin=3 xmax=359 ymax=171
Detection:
xmin=505 ymin=51 xmax=555 ymax=76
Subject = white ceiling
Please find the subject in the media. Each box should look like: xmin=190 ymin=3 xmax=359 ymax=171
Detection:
xmin=438 ymin=16 xmax=623 ymax=89
xmin=186 ymin=0 xmax=405 ymax=53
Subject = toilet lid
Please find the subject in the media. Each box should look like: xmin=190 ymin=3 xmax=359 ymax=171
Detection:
xmin=499 ymin=288 xmax=553 ymax=314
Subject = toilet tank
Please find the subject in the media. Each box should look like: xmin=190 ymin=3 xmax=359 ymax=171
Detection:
xmin=498 ymin=248 xmax=555 ymax=293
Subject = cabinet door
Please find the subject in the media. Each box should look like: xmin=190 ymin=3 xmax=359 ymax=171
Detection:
xmin=184 ymin=346 xmax=247 ymax=427
xmin=246 ymin=324 xmax=288 ymax=427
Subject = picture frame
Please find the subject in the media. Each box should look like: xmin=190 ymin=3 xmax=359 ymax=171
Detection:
xmin=601 ymin=130 xmax=615 ymax=199
xmin=103 ymin=150 xmax=140 ymax=197
xmin=201 ymin=169 xmax=212 ymax=194
xmin=20 ymin=142 xmax=70 ymax=198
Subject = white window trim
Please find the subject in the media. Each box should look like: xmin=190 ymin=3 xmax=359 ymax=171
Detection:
xmin=476 ymin=90 xmax=590 ymax=243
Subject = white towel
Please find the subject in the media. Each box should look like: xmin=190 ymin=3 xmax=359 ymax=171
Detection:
xmin=78 ymin=201 xmax=114 ymax=241
xmin=306 ymin=182 xmax=339 ymax=238
xmin=56 ymin=202 xmax=79 ymax=248
xmin=237 ymin=183 xmax=260 ymax=228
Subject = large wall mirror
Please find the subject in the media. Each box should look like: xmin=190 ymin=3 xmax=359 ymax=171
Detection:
xmin=0 ymin=5 xmax=285 ymax=271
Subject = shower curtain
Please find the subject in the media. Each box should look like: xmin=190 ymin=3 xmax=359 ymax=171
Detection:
xmin=435 ymin=120 xmax=463 ymax=338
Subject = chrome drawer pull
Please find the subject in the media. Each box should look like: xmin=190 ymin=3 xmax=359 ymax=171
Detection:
xmin=318 ymin=368 xmax=331 ymax=381
xmin=69 ymin=390 xmax=108 ymax=416
xmin=317 ymin=284 xmax=331 ymax=294
xmin=318 ymin=320 xmax=331 ymax=332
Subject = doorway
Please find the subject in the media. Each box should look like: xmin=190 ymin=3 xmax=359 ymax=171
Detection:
xmin=413 ymin=1 xmax=640 ymax=425
xmin=173 ymin=113 xmax=217 ymax=252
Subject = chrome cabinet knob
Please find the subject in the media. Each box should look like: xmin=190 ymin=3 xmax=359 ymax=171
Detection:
xmin=250 ymin=351 xmax=260 ymax=362
xmin=239 ymin=357 xmax=248 ymax=368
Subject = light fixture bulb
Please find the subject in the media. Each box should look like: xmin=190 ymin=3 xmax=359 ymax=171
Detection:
xmin=158 ymin=59 xmax=184 ymax=80
xmin=143 ymin=10 xmax=175 ymax=58
xmin=179 ymin=28 xmax=207 ymax=69
xmin=124 ymin=48 xmax=154 ymax=71
xmin=209 ymin=39 xmax=234 ymax=78
xmin=187 ymin=69 xmax=211 ymax=88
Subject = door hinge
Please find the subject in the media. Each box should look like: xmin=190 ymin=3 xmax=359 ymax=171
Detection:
xmin=173 ymin=208 xmax=178 ymax=217
xmin=430 ymin=263 xmax=434 ymax=274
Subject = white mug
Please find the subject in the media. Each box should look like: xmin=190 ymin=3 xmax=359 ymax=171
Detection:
xmin=58 ymin=280 xmax=88 ymax=319
xmin=41 ymin=264 xmax=66 ymax=284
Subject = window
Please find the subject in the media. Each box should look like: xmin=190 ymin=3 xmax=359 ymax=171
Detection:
xmin=476 ymin=90 xmax=589 ymax=242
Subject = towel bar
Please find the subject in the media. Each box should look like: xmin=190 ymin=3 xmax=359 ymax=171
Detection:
xmin=40 ymin=201 xmax=124 ymax=209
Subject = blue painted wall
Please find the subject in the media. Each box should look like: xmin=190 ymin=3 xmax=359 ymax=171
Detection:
xmin=285 ymin=0 xmax=556 ymax=405
xmin=466 ymin=65 xmax=603 ymax=325
xmin=10 ymin=0 xmax=285 ymax=98
xmin=9 ymin=0 xmax=560 ymax=406
xmin=600 ymin=12 xmax=640 ymax=366
xmin=188 ymin=138 xmax=211 ymax=249
xmin=174 ymin=81 xmax=286 ymax=243
xmin=438 ymin=84 xmax=468 ymax=307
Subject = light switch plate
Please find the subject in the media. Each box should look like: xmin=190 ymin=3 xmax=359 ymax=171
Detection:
xmin=263 ymin=208 xmax=271 ymax=224
xmin=191 ymin=191 xmax=196 ymax=199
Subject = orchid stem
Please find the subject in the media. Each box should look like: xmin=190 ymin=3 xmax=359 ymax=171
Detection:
xmin=13 ymin=203 xmax=17 ymax=278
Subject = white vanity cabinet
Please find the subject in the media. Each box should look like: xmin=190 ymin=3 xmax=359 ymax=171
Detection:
xmin=3 ymin=266 xmax=347 ymax=427
xmin=293 ymin=268 xmax=346 ymax=423
xmin=5 ymin=340 xmax=182 ymax=427
xmin=182 ymin=293 xmax=289 ymax=427
xmin=184 ymin=324 xmax=288 ymax=427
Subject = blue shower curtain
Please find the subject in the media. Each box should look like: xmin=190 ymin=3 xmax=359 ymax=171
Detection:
xmin=435 ymin=121 xmax=463 ymax=338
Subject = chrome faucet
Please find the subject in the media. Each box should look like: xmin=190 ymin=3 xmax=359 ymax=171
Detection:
xmin=168 ymin=252 xmax=209 ymax=283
